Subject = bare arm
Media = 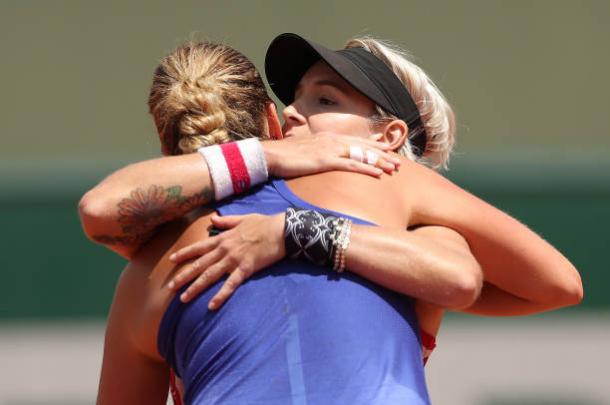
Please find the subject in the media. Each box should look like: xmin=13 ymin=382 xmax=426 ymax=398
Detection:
xmin=170 ymin=182 xmax=582 ymax=318
xmin=409 ymin=161 xmax=583 ymax=312
xmin=79 ymin=153 xmax=213 ymax=259
xmin=169 ymin=214 xmax=483 ymax=311
xmin=97 ymin=269 xmax=169 ymax=405
xmin=311 ymin=220 xmax=579 ymax=315
xmin=79 ymin=135 xmax=397 ymax=259
xmin=287 ymin=221 xmax=566 ymax=317
xmin=464 ymin=282 xmax=571 ymax=316
xmin=345 ymin=164 xmax=583 ymax=315
xmin=345 ymin=224 xmax=482 ymax=309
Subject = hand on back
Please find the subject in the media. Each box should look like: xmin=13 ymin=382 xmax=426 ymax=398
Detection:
xmin=263 ymin=133 xmax=400 ymax=179
xmin=168 ymin=213 xmax=285 ymax=310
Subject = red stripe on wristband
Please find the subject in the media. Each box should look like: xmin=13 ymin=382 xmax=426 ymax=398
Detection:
xmin=220 ymin=142 xmax=251 ymax=194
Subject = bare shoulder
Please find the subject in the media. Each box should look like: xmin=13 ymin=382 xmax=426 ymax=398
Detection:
xmin=393 ymin=157 xmax=492 ymax=226
xmin=393 ymin=156 xmax=457 ymax=189
xmin=121 ymin=209 xmax=216 ymax=359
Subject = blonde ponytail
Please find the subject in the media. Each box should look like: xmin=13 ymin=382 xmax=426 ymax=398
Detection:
xmin=148 ymin=42 xmax=271 ymax=155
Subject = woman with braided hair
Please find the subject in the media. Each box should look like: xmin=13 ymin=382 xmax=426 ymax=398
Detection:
xmin=85 ymin=35 xmax=581 ymax=405
xmin=92 ymin=41 xmax=449 ymax=404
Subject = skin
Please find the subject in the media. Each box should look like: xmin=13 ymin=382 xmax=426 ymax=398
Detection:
xmin=97 ymin=165 xmax=479 ymax=405
xmin=291 ymin=64 xmax=582 ymax=314
xmin=95 ymin=69 xmax=482 ymax=403
xmin=91 ymin=60 xmax=583 ymax=403
xmin=79 ymin=103 xmax=400 ymax=260
xmin=167 ymin=61 xmax=583 ymax=317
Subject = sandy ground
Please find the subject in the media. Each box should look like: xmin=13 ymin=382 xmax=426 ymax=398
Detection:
xmin=1 ymin=315 xmax=608 ymax=405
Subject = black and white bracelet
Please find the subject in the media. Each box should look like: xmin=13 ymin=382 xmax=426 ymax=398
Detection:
xmin=284 ymin=207 xmax=352 ymax=271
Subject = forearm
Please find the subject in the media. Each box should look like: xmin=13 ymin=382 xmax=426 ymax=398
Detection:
xmin=414 ymin=167 xmax=583 ymax=311
xmin=441 ymin=210 xmax=582 ymax=309
xmin=344 ymin=225 xmax=483 ymax=309
xmin=79 ymin=153 xmax=213 ymax=258
xmin=462 ymin=282 xmax=568 ymax=316
xmin=79 ymin=134 xmax=396 ymax=260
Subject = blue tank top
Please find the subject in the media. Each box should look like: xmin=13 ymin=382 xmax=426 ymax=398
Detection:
xmin=158 ymin=179 xmax=430 ymax=405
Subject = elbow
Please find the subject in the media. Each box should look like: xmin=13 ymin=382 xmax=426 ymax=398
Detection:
xmin=78 ymin=188 xmax=136 ymax=260
xmin=78 ymin=189 xmax=107 ymax=240
xmin=531 ymin=260 xmax=584 ymax=310
xmin=445 ymin=261 xmax=483 ymax=310
xmin=571 ymin=278 xmax=585 ymax=305
xmin=551 ymin=265 xmax=584 ymax=308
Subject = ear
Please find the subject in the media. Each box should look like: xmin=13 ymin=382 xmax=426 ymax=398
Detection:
xmin=265 ymin=102 xmax=283 ymax=140
xmin=379 ymin=119 xmax=408 ymax=151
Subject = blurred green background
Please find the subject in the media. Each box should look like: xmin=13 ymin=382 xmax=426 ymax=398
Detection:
xmin=0 ymin=1 xmax=609 ymax=403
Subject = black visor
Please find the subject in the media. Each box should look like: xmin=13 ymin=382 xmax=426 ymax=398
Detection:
xmin=265 ymin=33 xmax=426 ymax=156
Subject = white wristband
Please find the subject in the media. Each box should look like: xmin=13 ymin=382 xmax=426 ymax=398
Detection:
xmin=198 ymin=144 xmax=233 ymax=201
xmin=198 ymin=138 xmax=269 ymax=201
xmin=237 ymin=138 xmax=269 ymax=186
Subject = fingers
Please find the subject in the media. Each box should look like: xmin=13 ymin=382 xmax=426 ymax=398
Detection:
xmin=179 ymin=256 xmax=231 ymax=303
xmin=331 ymin=159 xmax=384 ymax=177
xmin=170 ymin=238 xmax=217 ymax=264
xmin=345 ymin=146 xmax=398 ymax=173
xmin=312 ymin=133 xmax=401 ymax=167
xmin=342 ymin=142 xmax=401 ymax=169
xmin=208 ymin=268 xmax=248 ymax=310
xmin=365 ymin=148 xmax=401 ymax=167
xmin=211 ymin=214 xmax=245 ymax=229
xmin=169 ymin=248 xmax=223 ymax=292
xmin=380 ymin=157 xmax=399 ymax=173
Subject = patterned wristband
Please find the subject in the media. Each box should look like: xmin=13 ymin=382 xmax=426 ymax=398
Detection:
xmin=284 ymin=207 xmax=338 ymax=266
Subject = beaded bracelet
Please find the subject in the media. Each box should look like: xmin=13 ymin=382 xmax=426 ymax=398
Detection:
xmin=332 ymin=218 xmax=352 ymax=273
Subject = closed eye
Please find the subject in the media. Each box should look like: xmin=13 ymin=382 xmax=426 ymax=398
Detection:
xmin=319 ymin=97 xmax=336 ymax=106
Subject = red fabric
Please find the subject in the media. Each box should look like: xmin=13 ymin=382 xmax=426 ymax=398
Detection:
xmin=221 ymin=142 xmax=251 ymax=194
xmin=420 ymin=330 xmax=437 ymax=351
xmin=420 ymin=330 xmax=437 ymax=366
xmin=169 ymin=368 xmax=183 ymax=405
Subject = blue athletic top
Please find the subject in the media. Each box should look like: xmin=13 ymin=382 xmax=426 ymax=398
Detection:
xmin=158 ymin=179 xmax=430 ymax=405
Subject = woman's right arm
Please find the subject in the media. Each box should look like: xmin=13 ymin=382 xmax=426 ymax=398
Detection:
xmin=79 ymin=134 xmax=397 ymax=259
xmin=409 ymin=160 xmax=583 ymax=313
xmin=79 ymin=153 xmax=213 ymax=259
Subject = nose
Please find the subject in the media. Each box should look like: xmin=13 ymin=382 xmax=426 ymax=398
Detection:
xmin=282 ymin=103 xmax=306 ymax=131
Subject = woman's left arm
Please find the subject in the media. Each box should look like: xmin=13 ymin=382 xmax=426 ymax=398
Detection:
xmin=168 ymin=213 xmax=484 ymax=311
xmin=168 ymin=203 xmax=582 ymax=317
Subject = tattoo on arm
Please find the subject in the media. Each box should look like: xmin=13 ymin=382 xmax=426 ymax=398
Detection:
xmin=92 ymin=185 xmax=214 ymax=247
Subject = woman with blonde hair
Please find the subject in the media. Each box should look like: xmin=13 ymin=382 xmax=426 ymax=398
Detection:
xmin=85 ymin=35 xmax=581 ymax=404
xmin=164 ymin=33 xmax=581 ymax=325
